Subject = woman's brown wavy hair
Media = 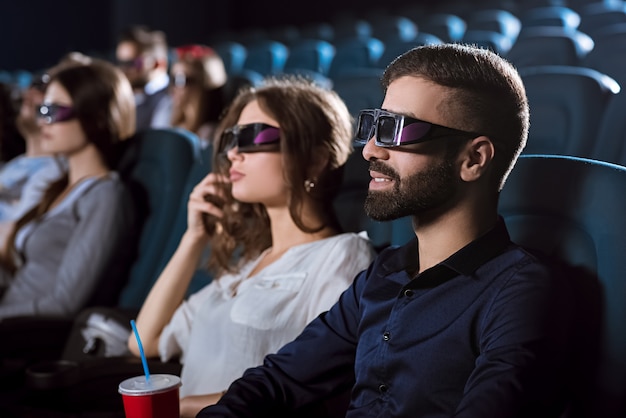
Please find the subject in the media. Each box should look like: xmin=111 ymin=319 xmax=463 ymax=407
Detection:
xmin=0 ymin=58 xmax=135 ymax=273
xmin=206 ymin=76 xmax=353 ymax=276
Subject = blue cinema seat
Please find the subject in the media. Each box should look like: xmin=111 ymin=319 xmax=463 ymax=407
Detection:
xmin=499 ymin=154 xmax=626 ymax=418
xmin=369 ymin=15 xmax=418 ymax=42
xmin=415 ymin=13 xmax=467 ymax=42
xmin=241 ymin=40 xmax=289 ymax=75
xmin=377 ymin=33 xmax=443 ymax=69
xmin=520 ymin=5 xmax=581 ymax=30
xmin=332 ymin=68 xmax=385 ymax=118
xmin=212 ymin=41 xmax=247 ymax=76
xmin=581 ymin=22 xmax=626 ymax=86
xmin=505 ymin=26 xmax=594 ymax=67
xmin=283 ymin=39 xmax=336 ymax=76
xmin=518 ymin=65 xmax=620 ymax=158
xmin=465 ymin=9 xmax=522 ymax=43
xmin=327 ymin=36 xmax=385 ymax=78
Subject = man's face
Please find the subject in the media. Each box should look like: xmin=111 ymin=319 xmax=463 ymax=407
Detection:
xmin=362 ymin=76 xmax=462 ymax=222
xmin=116 ymin=41 xmax=151 ymax=90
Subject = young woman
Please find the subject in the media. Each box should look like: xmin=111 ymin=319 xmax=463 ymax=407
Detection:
xmin=0 ymin=58 xmax=137 ymax=319
xmin=169 ymin=44 xmax=228 ymax=147
xmin=129 ymin=77 xmax=375 ymax=417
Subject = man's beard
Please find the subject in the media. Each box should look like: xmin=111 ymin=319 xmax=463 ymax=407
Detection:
xmin=364 ymin=158 xmax=458 ymax=222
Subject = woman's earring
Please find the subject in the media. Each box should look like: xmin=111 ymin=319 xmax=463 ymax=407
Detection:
xmin=304 ymin=179 xmax=316 ymax=193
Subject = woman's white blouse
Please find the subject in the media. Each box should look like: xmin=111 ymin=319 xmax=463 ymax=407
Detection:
xmin=159 ymin=232 xmax=375 ymax=397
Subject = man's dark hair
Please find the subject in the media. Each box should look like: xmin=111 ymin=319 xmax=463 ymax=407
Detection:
xmin=382 ymin=43 xmax=529 ymax=191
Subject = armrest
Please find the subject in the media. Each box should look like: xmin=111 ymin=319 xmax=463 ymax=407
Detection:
xmin=0 ymin=316 xmax=74 ymax=377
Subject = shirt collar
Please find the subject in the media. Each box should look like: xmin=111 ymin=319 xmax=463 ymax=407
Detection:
xmin=441 ymin=217 xmax=512 ymax=276
xmin=144 ymin=72 xmax=169 ymax=95
xmin=383 ymin=216 xmax=512 ymax=282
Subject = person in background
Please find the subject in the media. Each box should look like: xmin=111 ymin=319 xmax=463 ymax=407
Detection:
xmin=116 ymin=25 xmax=171 ymax=131
xmin=0 ymin=72 xmax=65 ymax=223
xmin=128 ymin=76 xmax=376 ymax=418
xmin=197 ymin=44 xmax=577 ymax=418
xmin=170 ymin=44 xmax=228 ymax=147
xmin=0 ymin=57 xmax=137 ymax=319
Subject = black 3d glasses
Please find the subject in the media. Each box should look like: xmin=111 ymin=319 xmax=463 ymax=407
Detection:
xmin=221 ymin=123 xmax=281 ymax=153
xmin=355 ymin=108 xmax=481 ymax=147
xmin=37 ymin=103 xmax=76 ymax=124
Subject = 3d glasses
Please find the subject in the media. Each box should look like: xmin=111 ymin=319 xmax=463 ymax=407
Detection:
xmin=221 ymin=123 xmax=281 ymax=153
xmin=355 ymin=108 xmax=480 ymax=147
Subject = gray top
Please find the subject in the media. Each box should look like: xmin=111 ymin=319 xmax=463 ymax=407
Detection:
xmin=0 ymin=173 xmax=135 ymax=319
xmin=0 ymin=155 xmax=65 ymax=221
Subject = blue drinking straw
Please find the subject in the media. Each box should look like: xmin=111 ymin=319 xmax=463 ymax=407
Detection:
xmin=130 ymin=319 xmax=151 ymax=382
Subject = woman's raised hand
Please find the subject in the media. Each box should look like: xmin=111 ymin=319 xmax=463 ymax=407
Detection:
xmin=187 ymin=172 xmax=230 ymax=239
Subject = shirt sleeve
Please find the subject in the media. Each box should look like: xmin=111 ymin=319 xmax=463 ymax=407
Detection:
xmin=4 ymin=158 xmax=65 ymax=221
xmin=197 ymin=265 xmax=373 ymax=418
xmin=158 ymin=281 xmax=217 ymax=363
xmin=0 ymin=178 xmax=135 ymax=318
xmin=453 ymin=257 xmax=575 ymax=417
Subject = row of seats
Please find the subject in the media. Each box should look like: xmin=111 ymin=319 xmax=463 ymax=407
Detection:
xmin=207 ymin=0 xmax=626 ymax=73
xmin=4 ymin=144 xmax=625 ymax=416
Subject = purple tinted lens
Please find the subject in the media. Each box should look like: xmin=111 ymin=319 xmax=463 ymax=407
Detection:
xmin=397 ymin=121 xmax=432 ymax=144
xmin=252 ymin=127 xmax=280 ymax=145
xmin=223 ymin=124 xmax=280 ymax=152
xmin=54 ymin=106 xmax=75 ymax=122
xmin=38 ymin=104 xmax=75 ymax=124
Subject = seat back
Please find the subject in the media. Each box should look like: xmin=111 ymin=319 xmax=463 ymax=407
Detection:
xmin=115 ymin=128 xmax=198 ymax=309
xmin=461 ymin=29 xmax=514 ymax=55
xmin=242 ymin=40 xmax=288 ymax=75
xmin=578 ymin=3 xmax=626 ymax=37
xmin=283 ymin=39 xmax=335 ymax=75
xmin=519 ymin=65 xmax=620 ymax=157
xmin=212 ymin=41 xmax=247 ymax=76
xmin=155 ymin=143 xmax=215 ymax=296
xmin=581 ymin=22 xmax=626 ymax=86
xmin=592 ymin=90 xmax=626 ymax=165
xmin=377 ymin=34 xmax=443 ymax=69
xmin=416 ymin=13 xmax=467 ymax=42
xmin=499 ymin=154 xmax=626 ymax=417
xmin=299 ymin=22 xmax=335 ymax=42
xmin=520 ymin=6 xmax=582 ymax=29
xmin=329 ymin=15 xmax=372 ymax=41
xmin=465 ymin=9 xmax=522 ymax=42
xmin=332 ymin=68 xmax=385 ymax=118
xmin=328 ymin=37 xmax=385 ymax=78
xmin=369 ymin=15 xmax=418 ymax=42
xmin=505 ymin=27 xmax=594 ymax=67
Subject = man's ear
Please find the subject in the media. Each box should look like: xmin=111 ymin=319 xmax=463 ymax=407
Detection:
xmin=459 ymin=136 xmax=494 ymax=182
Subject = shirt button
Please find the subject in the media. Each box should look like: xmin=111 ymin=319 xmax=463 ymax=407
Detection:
xmin=382 ymin=331 xmax=390 ymax=341
xmin=404 ymin=289 xmax=414 ymax=297
xmin=378 ymin=384 xmax=388 ymax=393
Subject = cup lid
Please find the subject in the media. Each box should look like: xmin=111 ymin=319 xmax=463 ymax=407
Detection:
xmin=118 ymin=374 xmax=181 ymax=396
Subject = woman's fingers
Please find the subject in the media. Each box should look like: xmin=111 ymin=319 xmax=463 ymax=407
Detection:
xmin=188 ymin=198 xmax=224 ymax=220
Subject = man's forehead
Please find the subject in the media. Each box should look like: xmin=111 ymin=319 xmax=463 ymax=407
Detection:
xmin=382 ymin=76 xmax=448 ymax=124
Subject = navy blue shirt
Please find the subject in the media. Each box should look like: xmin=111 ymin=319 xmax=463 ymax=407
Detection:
xmin=199 ymin=219 xmax=575 ymax=418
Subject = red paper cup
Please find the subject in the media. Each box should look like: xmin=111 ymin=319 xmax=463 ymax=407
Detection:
xmin=118 ymin=374 xmax=182 ymax=418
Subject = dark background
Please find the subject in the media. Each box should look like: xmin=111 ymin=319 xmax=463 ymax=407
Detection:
xmin=0 ymin=0 xmax=435 ymax=72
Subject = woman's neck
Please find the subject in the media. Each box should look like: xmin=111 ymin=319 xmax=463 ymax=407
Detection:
xmin=66 ymin=144 xmax=110 ymax=185
xmin=265 ymin=205 xmax=337 ymax=254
